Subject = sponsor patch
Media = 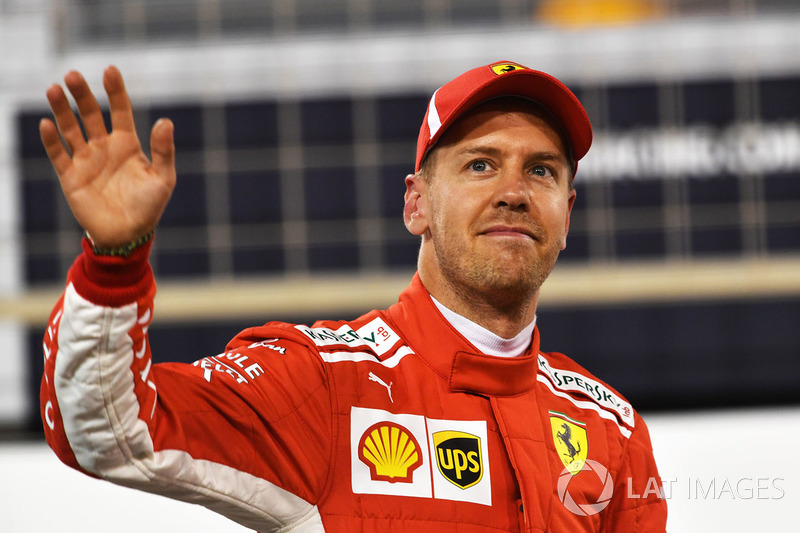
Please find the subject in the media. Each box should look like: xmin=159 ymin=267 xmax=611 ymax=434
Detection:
xmin=358 ymin=421 xmax=423 ymax=483
xmin=357 ymin=318 xmax=402 ymax=356
xmin=538 ymin=355 xmax=634 ymax=427
xmin=247 ymin=338 xmax=287 ymax=355
xmin=433 ymin=430 xmax=483 ymax=489
xmin=351 ymin=407 xmax=491 ymax=505
xmin=296 ymin=317 xmax=401 ymax=356
xmin=549 ymin=410 xmax=588 ymax=475
xmin=427 ymin=418 xmax=491 ymax=505
xmin=351 ymin=407 xmax=432 ymax=498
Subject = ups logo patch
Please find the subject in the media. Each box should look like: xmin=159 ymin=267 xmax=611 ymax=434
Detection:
xmin=433 ymin=430 xmax=483 ymax=489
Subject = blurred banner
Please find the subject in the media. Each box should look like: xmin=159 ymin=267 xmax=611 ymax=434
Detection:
xmin=537 ymin=0 xmax=665 ymax=26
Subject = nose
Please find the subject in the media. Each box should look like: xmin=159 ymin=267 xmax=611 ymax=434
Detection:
xmin=492 ymin=168 xmax=530 ymax=211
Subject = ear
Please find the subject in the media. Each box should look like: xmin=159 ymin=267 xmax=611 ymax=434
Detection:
xmin=404 ymin=173 xmax=429 ymax=236
xmin=560 ymin=187 xmax=577 ymax=250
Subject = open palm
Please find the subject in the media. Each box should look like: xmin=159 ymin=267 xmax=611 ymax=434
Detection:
xmin=39 ymin=66 xmax=176 ymax=248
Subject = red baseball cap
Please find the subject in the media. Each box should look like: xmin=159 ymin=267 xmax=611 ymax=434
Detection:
xmin=415 ymin=60 xmax=592 ymax=173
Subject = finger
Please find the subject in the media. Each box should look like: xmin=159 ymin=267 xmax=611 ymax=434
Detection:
xmin=64 ymin=70 xmax=108 ymax=140
xmin=103 ymin=65 xmax=136 ymax=133
xmin=39 ymin=118 xmax=73 ymax=177
xmin=150 ymin=118 xmax=176 ymax=187
xmin=45 ymin=83 xmax=85 ymax=155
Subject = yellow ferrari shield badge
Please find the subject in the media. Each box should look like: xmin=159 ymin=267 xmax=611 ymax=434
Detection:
xmin=549 ymin=410 xmax=588 ymax=475
xmin=490 ymin=62 xmax=527 ymax=76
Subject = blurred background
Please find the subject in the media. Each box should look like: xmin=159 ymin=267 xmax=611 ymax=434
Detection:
xmin=0 ymin=0 xmax=798 ymax=531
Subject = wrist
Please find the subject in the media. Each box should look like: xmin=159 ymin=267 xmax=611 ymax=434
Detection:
xmin=85 ymin=230 xmax=155 ymax=257
xmin=70 ymin=234 xmax=155 ymax=307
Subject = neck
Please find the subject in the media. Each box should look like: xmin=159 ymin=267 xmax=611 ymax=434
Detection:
xmin=418 ymin=263 xmax=539 ymax=339
xmin=431 ymin=295 xmax=536 ymax=358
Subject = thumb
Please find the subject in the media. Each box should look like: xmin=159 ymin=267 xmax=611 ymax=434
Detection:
xmin=150 ymin=118 xmax=176 ymax=180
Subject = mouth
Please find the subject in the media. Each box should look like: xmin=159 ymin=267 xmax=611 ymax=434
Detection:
xmin=479 ymin=225 xmax=538 ymax=241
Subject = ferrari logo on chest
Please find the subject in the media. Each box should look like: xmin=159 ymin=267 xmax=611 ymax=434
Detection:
xmin=549 ymin=411 xmax=588 ymax=475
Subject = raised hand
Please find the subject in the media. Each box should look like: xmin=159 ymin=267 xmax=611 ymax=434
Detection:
xmin=39 ymin=66 xmax=176 ymax=249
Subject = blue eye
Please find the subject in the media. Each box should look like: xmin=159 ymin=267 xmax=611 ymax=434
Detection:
xmin=470 ymin=160 xmax=488 ymax=172
xmin=531 ymin=165 xmax=553 ymax=177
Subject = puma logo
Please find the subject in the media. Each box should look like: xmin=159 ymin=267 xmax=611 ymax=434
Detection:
xmin=368 ymin=372 xmax=394 ymax=403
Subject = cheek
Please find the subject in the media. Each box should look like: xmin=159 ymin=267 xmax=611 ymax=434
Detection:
xmin=428 ymin=203 xmax=447 ymax=235
xmin=432 ymin=197 xmax=472 ymax=232
xmin=542 ymin=197 xmax=571 ymax=230
xmin=428 ymin=181 xmax=488 ymax=237
xmin=555 ymin=199 xmax=573 ymax=247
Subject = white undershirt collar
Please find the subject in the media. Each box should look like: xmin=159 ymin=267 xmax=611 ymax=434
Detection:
xmin=431 ymin=295 xmax=536 ymax=358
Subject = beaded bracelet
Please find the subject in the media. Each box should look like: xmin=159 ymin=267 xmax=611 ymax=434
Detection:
xmin=87 ymin=230 xmax=154 ymax=257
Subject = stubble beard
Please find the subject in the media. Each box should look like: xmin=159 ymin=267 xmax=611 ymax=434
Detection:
xmin=429 ymin=212 xmax=562 ymax=314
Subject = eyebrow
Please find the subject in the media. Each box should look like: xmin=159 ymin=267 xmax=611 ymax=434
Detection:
xmin=459 ymin=145 xmax=570 ymax=166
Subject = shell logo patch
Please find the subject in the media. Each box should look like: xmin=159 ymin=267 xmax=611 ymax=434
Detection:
xmin=550 ymin=410 xmax=588 ymax=475
xmin=358 ymin=421 xmax=423 ymax=483
xmin=433 ymin=430 xmax=483 ymax=489
xmin=490 ymin=62 xmax=527 ymax=76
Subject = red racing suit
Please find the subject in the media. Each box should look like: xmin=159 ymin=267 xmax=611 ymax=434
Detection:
xmin=40 ymin=239 xmax=667 ymax=532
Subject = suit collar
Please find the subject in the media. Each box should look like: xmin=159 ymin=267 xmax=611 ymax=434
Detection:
xmin=386 ymin=273 xmax=541 ymax=397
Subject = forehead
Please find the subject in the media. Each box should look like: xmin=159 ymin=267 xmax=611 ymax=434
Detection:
xmin=432 ymin=97 xmax=571 ymax=159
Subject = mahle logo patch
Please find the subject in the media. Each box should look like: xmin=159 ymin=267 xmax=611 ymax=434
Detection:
xmin=490 ymin=62 xmax=527 ymax=75
xmin=358 ymin=421 xmax=423 ymax=483
xmin=433 ymin=430 xmax=483 ymax=489
xmin=550 ymin=411 xmax=588 ymax=475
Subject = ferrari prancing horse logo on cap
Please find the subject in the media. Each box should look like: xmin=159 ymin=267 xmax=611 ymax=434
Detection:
xmin=490 ymin=62 xmax=527 ymax=75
